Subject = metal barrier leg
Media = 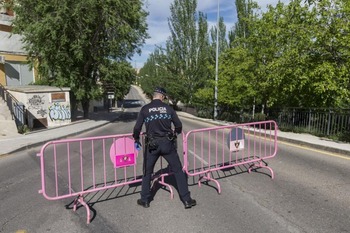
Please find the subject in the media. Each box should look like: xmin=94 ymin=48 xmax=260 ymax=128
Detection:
xmin=198 ymin=172 xmax=222 ymax=194
xmin=152 ymin=174 xmax=174 ymax=199
xmin=151 ymin=158 xmax=174 ymax=199
xmin=73 ymin=195 xmax=91 ymax=224
xmin=248 ymin=160 xmax=274 ymax=179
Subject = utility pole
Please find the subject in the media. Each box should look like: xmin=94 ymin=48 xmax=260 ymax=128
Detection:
xmin=214 ymin=0 xmax=220 ymax=120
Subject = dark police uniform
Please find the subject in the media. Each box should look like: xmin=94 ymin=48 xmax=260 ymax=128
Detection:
xmin=133 ymin=91 xmax=192 ymax=205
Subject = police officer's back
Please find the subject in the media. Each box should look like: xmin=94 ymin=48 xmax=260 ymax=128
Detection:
xmin=133 ymin=87 xmax=196 ymax=209
xmin=133 ymin=87 xmax=181 ymax=140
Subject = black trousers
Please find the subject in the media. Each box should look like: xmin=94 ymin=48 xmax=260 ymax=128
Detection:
xmin=141 ymin=138 xmax=191 ymax=202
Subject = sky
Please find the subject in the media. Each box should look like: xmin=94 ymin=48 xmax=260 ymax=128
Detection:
xmin=131 ymin=0 xmax=291 ymax=69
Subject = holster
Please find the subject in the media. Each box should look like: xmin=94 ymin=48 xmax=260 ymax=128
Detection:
xmin=145 ymin=132 xmax=177 ymax=152
xmin=166 ymin=132 xmax=177 ymax=141
xmin=145 ymin=136 xmax=159 ymax=151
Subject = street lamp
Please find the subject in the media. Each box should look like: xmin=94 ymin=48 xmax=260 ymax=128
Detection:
xmin=214 ymin=0 xmax=220 ymax=120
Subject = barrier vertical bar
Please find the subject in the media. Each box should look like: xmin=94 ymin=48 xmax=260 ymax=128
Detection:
xmin=215 ymin=130 xmax=218 ymax=168
xmin=123 ymin=137 xmax=126 ymax=182
xmin=54 ymin=144 xmax=58 ymax=197
xmin=92 ymin=140 xmax=95 ymax=189
xmin=67 ymin=143 xmax=71 ymax=195
xmin=221 ymin=130 xmax=224 ymax=165
xmin=193 ymin=134 xmax=196 ymax=172
xmin=186 ymin=132 xmax=189 ymax=172
xmin=201 ymin=132 xmax=204 ymax=170
xmin=269 ymin=122 xmax=272 ymax=156
xmin=80 ymin=141 xmax=84 ymax=192
xmin=208 ymin=131 xmax=211 ymax=169
xmin=103 ymin=139 xmax=106 ymax=186
xmin=113 ymin=137 xmax=117 ymax=184
xmin=37 ymin=149 xmax=45 ymax=196
xmin=264 ymin=122 xmax=267 ymax=158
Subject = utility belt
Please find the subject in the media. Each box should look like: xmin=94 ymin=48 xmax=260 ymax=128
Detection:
xmin=146 ymin=132 xmax=177 ymax=141
xmin=145 ymin=132 xmax=177 ymax=151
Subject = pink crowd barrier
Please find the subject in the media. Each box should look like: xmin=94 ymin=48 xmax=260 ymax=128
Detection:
xmin=37 ymin=133 xmax=173 ymax=224
xmin=38 ymin=121 xmax=277 ymax=223
xmin=183 ymin=120 xmax=278 ymax=194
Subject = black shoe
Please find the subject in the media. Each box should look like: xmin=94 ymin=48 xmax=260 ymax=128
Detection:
xmin=137 ymin=199 xmax=150 ymax=208
xmin=183 ymin=198 xmax=197 ymax=209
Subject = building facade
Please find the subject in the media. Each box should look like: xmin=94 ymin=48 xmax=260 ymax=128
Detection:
xmin=0 ymin=4 xmax=37 ymax=87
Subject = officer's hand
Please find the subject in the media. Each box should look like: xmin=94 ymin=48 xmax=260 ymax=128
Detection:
xmin=134 ymin=140 xmax=142 ymax=151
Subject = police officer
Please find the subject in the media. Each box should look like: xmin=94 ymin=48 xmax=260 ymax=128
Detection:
xmin=133 ymin=87 xmax=196 ymax=209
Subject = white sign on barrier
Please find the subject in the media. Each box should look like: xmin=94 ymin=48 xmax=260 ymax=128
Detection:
xmin=227 ymin=127 xmax=245 ymax=151
xmin=229 ymin=139 xmax=245 ymax=151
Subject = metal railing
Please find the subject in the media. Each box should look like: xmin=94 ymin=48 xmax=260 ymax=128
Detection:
xmin=199 ymin=106 xmax=350 ymax=140
xmin=267 ymin=108 xmax=350 ymax=137
xmin=0 ymin=83 xmax=27 ymax=129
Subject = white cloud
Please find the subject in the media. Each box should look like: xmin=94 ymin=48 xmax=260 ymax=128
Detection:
xmin=143 ymin=0 xmax=172 ymax=20
xmin=146 ymin=19 xmax=170 ymax=45
xmin=258 ymin=0 xmax=290 ymax=7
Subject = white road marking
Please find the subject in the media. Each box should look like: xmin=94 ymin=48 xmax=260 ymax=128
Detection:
xmin=188 ymin=149 xmax=209 ymax=165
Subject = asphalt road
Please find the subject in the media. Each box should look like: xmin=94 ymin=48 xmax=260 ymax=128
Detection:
xmin=0 ymin=88 xmax=349 ymax=233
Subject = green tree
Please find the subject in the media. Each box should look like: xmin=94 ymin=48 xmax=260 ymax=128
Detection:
xmin=261 ymin=0 xmax=350 ymax=108
xmin=165 ymin=0 xmax=210 ymax=105
xmin=194 ymin=16 xmax=229 ymax=118
xmin=139 ymin=47 xmax=185 ymax=108
xmin=210 ymin=17 xmax=229 ymax=60
xmin=203 ymin=0 xmax=258 ymax=120
xmin=139 ymin=48 xmax=167 ymax=98
xmin=246 ymin=2 xmax=291 ymax=110
xmin=139 ymin=0 xmax=211 ymax=110
xmin=229 ymin=0 xmax=257 ymax=47
xmin=13 ymin=0 xmax=148 ymax=118
xmin=0 ymin=0 xmax=14 ymax=11
xmin=220 ymin=0 xmax=350 ymax=119
xmin=99 ymin=60 xmax=135 ymax=101
xmin=305 ymin=0 xmax=350 ymax=107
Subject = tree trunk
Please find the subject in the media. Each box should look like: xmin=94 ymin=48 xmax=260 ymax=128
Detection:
xmin=70 ymin=92 xmax=78 ymax=121
xmin=82 ymin=99 xmax=90 ymax=119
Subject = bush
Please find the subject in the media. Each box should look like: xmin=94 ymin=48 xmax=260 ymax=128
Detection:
xmin=336 ymin=131 xmax=350 ymax=143
xmin=253 ymin=113 xmax=266 ymax=122
xmin=18 ymin=125 xmax=30 ymax=134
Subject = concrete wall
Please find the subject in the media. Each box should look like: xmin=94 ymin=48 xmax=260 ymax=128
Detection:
xmin=7 ymin=86 xmax=71 ymax=129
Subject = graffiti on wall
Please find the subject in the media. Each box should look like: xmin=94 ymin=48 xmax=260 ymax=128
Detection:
xmin=27 ymin=95 xmax=45 ymax=110
xmin=37 ymin=109 xmax=47 ymax=117
xmin=48 ymin=102 xmax=71 ymax=121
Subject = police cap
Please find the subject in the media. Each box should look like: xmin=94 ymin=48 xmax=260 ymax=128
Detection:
xmin=154 ymin=87 xmax=167 ymax=98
